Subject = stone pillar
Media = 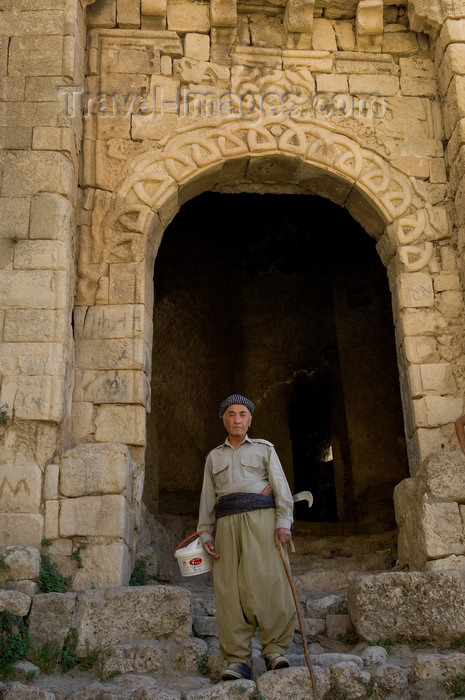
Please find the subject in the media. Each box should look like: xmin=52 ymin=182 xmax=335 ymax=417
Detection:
xmin=0 ymin=0 xmax=86 ymax=548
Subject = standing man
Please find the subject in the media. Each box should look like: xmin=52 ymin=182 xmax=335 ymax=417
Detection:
xmin=197 ymin=393 xmax=296 ymax=681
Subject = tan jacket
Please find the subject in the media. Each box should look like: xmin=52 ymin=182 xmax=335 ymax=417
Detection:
xmin=197 ymin=435 xmax=294 ymax=544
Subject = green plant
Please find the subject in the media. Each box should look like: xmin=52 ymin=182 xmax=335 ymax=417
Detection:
xmin=26 ymin=669 xmax=37 ymax=682
xmin=71 ymin=543 xmax=87 ymax=569
xmin=442 ymin=673 xmax=465 ymax=697
xmin=0 ymin=404 xmax=10 ymax=426
xmin=362 ymin=678 xmax=389 ymax=699
xmin=129 ymin=556 xmax=157 ymax=586
xmin=337 ymin=630 xmax=359 ymax=646
xmin=79 ymin=650 xmax=99 ymax=670
xmin=452 ymin=635 xmax=465 ymax=650
xmin=31 ymin=641 xmax=61 ymax=674
xmin=249 ymin=693 xmax=267 ymax=700
xmin=0 ymin=608 xmax=33 ymax=678
xmin=38 ymin=553 xmax=72 ymax=593
xmin=323 ymin=679 xmax=350 ymax=700
xmin=106 ymin=669 xmax=122 ymax=680
xmin=368 ymin=637 xmax=408 ymax=655
xmin=60 ymin=628 xmax=78 ymax=672
xmin=196 ymin=655 xmax=221 ymax=684
xmin=0 ymin=554 xmax=9 ymax=572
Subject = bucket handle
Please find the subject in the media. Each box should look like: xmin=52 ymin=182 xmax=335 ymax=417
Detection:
xmin=173 ymin=531 xmax=208 ymax=556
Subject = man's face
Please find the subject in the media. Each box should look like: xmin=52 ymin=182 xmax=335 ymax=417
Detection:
xmin=222 ymin=404 xmax=252 ymax=441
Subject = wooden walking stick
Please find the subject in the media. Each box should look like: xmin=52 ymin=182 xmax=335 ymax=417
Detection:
xmin=277 ymin=540 xmax=318 ymax=699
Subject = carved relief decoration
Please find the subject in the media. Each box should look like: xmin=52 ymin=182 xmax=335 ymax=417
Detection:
xmin=79 ymin=116 xmax=449 ymax=304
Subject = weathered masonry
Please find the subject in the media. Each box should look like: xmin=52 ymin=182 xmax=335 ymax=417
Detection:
xmin=2 ymin=0 xmax=465 ymax=588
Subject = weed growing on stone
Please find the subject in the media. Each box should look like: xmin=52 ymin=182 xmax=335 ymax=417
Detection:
xmin=129 ymin=556 xmax=158 ymax=586
xmin=323 ymin=679 xmax=351 ymax=700
xmin=337 ymin=630 xmax=360 ymax=646
xmin=0 ymin=404 xmax=10 ymax=425
xmin=105 ymin=669 xmax=123 ymax=680
xmin=26 ymin=669 xmax=37 ymax=682
xmin=0 ymin=553 xmax=9 ymax=572
xmin=442 ymin=672 xmax=465 ymax=697
xmin=0 ymin=608 xmax=33 ymax=678
xmin=452 ymin=635 xmax=465 ymax=650
xmin=60 ymin=629 xmax=79 ymax=671
xmin=362 ymin=678 xmax=390 ymax=699
xmin=196 ymin=655 xmax=221 ymax=683
xmin=38 ymin=553 xmax=73 ymax=593
xmin=369 ymin=637 xmax=408 ymax=655
xmin=31 ymin=641 xmax=61 ymax=674
xmin=71 ymin=543 xmax=87 ymax=569
xmin=79 ymin=650 xmax=99 ymax=670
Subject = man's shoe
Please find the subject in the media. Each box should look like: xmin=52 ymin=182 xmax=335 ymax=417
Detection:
xmin=264 ymin=653 xmax=290 ymax=671
xmin=221 ymin=663 xmax=252 ymax=681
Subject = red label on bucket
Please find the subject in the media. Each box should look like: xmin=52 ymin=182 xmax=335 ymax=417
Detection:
xmin=189 ymin=557 xmax=203 ymax=566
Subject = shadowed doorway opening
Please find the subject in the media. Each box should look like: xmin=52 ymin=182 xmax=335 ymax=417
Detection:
xmin=145 ymin=192 xmax=409 ymax=535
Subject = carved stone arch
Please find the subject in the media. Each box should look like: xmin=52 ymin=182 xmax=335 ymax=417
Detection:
xmin=85 ymin=115 xmax=452 ymax=469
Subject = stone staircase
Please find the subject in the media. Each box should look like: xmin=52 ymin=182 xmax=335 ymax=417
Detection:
xmin=2 ymin=530 xmax=465 ymax=699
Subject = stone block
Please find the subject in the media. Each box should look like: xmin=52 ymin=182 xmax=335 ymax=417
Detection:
xmin=249 ymin=16 xmax=283 ymax=48
xmin=117 ymin=0 xmax=140 ymax=28
xmin=72 ymin=541 xmax=132 ymax=590
xmin=0 ymin=546 xmax=40 ymax=584
xmin=28 ymin=592 xmax=77 ymax=648
xmin=29 ymin=193 xmax=73 ymax=241
xmin=402 ymin=335 xmax=440 ymax=363
xmin=413 ymin=395 xmax=463 ymax=427
xmin=397 ymin=308 xmax=446 ymax=341
xmin=73 ymin=304 xmax=146 ymax=341
xmin=0 ymin=513 xmax=44 ymax=548
xmin=316 ymin=74 xmax=348 ymax=93
xmin=312 ymin=18 xmax=337 ymax=51
xmin=383 ymin=31 xmax=420 ymax=56
xmin=424 ymin=555 xmax=465 ymax=572
xmin=421 ymin=499 xmax=465 ymax=558
xmin=108 ymin=262 xmax=148 ymax=304
xmin=94 ymin=404 xmax=146 ymax=445
xmin=2 ymin=127 xmax=32 ymax=150
xmin=348 ymin=74 xmax=399 ymax=96
xmin=44 ymin=464 xmax=59 ymax=500
xmin=348 ymin=571 xmax=465 ymax=643
xmin=87 ymin=0 xmax=116 ymax=27
xmin=0 ymin=198 xmax=30 ymax=240
xmin=80 ymin=369 xmax=150 ymax=404
xmin=325 ymin=614 xmax=353 ymax=639
xmin=72 ymin=585 xmax=192 ymax=654
xmin=59 ymin=494 xmax=130 ymax=539
xmin=13 ymin=240 xmax=68 ymax=271
xmin=8 ymin=36 xmax=63 ymax=76
xmin=397 ymin=272 xmax=434 ymax=309
xmin=439 ymin=43 xmax=465 ymax=96
xmin=3 ymin=310 xmax=68 ymax=342
xmin=75 ymin=338 xmax=146 ymax=370
xmin=10 ymin=375 xmax=66 ymax=422
xmin=60 ymin=442 xmax=132 ymax=497
xmin=0 ymin=422 xmax=57 ymax=469
xmin=0 ymin=590 xmax=32 ymax=617
xmin=0 ymin=341 xmax=66 ymax=376
xmin=184 ymin=33 xmax=210 ymax=61
xmin=0 ymin=465 xmax=42 ymax=513
xmin=407 ymin=428 xmax=446 ymax=474
xmin=434 ymin=272 xmax=460 ymax=291
xmin=419 ymin=450 xmax=465 ymax=500
xmin=44 ymin=499 xmax=59 ymax=539
xmin=70 ymin=401 xmax=95 ymax=441
xmin=2 ymin=151 xmax=73 ymax=198
xmin=167 ymin=3 xmax=210 ymax=32
xmin=444 ymin=75 xmax=465 ymax=139
xmin=408 ymin=362 xmax=457 ymax=396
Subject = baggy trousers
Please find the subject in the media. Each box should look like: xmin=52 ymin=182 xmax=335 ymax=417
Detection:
xmin=213 ymin=507 xmax=296 ymax=666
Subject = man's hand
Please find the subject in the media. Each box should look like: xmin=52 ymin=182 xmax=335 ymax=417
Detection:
xmin=274 ymin=528 xmax=292 ymax=545
xmin=203 ymin=540 xmax=220 ymax=558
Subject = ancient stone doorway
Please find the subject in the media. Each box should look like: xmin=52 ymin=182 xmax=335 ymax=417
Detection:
xmin=145 ymin=191 xmax=409 ymax=535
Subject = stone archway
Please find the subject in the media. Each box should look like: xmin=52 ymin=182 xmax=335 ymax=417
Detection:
xmin=73 ymin=115 xmax=454 ymax=586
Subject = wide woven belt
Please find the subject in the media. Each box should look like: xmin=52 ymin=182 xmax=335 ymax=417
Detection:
xmin=216 ymin=492 xmax=275 ymax=519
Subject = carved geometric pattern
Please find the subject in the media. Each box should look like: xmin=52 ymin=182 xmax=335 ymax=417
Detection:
xmin=91 ymin=116 xmax=448 ymax=286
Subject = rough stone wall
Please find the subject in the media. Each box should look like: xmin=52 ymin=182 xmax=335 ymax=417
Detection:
xmin=2 ymin=0 xmax=465 ymax=586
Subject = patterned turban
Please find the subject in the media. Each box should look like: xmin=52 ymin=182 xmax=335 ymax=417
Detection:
xmin=219 ymin=394 xmax=255 ymax=417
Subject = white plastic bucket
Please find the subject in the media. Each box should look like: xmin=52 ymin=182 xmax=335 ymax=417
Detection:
xmin=174 ymin=531 xmax=213 ymax=577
